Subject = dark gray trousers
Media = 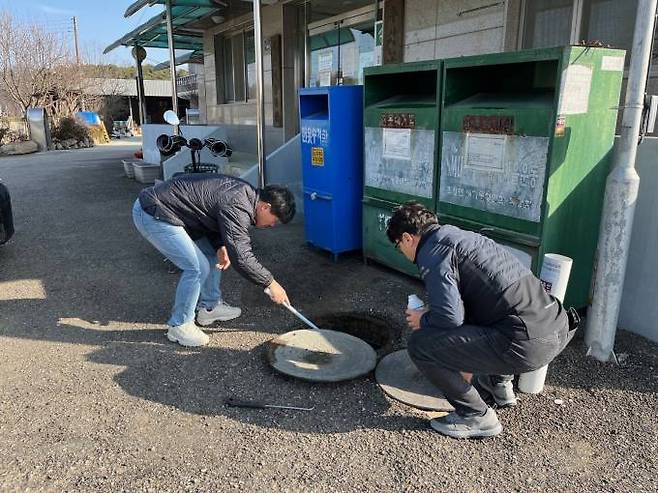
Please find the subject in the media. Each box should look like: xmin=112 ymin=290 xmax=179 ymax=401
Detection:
xmin=407 ymin=321 xmax=572 ymax=416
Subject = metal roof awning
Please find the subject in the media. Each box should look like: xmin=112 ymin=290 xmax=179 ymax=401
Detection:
xmin=124 ymin=0 xmax=229 ymax=18
xmin=154 ymin=50 xmax=204 ymax=70
xmin=103 ymin=3 xmax=218 ymax=54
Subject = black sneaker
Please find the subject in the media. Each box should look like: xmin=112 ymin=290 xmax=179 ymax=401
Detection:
xmin=475 ymin=375 xmax=518 ymax=408
xmin=430 ymin=408 xmax=503 ymax=439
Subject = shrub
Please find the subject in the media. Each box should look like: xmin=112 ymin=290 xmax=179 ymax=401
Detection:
xmin=52 ymin=116 xmax=90 ymax=142
xmin=0 ymin=126 xmax=26 ymax=145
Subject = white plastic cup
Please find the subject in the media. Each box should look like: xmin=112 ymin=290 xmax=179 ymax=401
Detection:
xmin=407 ymin=294 xmax=424 ymax=310
xmin=518 ymin=253 xmax=573 ymax=394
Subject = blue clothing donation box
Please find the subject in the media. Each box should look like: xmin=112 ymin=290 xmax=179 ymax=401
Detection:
xmin=299 ymin=86 xmax=364 ymax=260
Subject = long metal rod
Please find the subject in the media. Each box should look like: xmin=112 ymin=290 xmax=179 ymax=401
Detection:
xmin=282 ymin=303 xmax=322 ymax=331
xmin=253 ymin=0 xmax=266 ymax=188
xmin=585 ymin=0 xmax=658 ymax=362
xmin=165 ymin=0 xmax=179 ymax=119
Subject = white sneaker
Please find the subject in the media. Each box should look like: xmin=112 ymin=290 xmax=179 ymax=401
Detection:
xmin=166 ymin=321 xmax=210 ymax=347
xmin=196 ymin=301 xmax=242 ymax=326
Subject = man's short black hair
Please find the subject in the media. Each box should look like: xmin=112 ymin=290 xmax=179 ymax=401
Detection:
xmin=386 ymin=202 xmax=439 ymax=243
xmin=260 ymin=185 xmax=296 ymax=224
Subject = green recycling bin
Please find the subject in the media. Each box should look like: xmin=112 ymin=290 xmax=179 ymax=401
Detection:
xmin=362 ymin=61 xmax=442 ymax=276
xmin=437 ymin=46 xmax=625 ymax=308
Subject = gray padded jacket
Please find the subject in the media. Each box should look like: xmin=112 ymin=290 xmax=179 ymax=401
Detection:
xmin=416 ymin=224 xmax=566 ymax=339
xmin=138 ymin=174 xmax=273 ymax=287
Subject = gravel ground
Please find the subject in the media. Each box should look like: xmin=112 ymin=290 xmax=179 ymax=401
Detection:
xmin=0 ymin=144 xmax=657 ymax=492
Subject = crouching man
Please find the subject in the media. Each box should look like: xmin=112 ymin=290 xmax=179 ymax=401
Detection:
xmin=132 ymin=174 xmax=295 ymax=347
xmin=386 ymin=203 xmax=578 ymax=439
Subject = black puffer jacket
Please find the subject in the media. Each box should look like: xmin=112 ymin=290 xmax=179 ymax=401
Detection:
xmin=416 ymin=224 xmax=566 ymax=339
xmin=138 ymin=174 xmax=273 ymax=287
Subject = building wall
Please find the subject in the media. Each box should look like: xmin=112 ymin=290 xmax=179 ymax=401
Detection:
xmin=403 ymin=0 xmax=506 ymax=62
xmin=618 ymin=137 xmax=658 ymax=343
xmin=201 ymin=4 xmax=282 ymax=128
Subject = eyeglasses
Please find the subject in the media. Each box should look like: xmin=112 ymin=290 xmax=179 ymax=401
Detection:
xmin=394 ymin=238 xmax=402 ymax=250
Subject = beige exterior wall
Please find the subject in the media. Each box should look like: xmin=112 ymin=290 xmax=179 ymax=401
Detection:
xmin=403 ymin=0 xmax=507 ymax=62
xmin=200 ymin=4 xmax=282 ymax=127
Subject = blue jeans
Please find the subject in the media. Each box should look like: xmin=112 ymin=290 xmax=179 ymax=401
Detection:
xmin=132 ymin=199 xmax=222 ymax=326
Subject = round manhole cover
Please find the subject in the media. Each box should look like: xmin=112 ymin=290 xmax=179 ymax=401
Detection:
xmin=266 ymin=329 xmax=377 ymax=382
xmin=376 ymin=349 xmax=454 ymax=411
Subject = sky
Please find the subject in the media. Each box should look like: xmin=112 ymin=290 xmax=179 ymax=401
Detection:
xmin=1 ymin=0 xmax=180 ymax=67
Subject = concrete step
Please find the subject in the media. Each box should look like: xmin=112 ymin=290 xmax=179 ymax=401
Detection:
xmin=218 ymin=151 xmax=257 ymax=178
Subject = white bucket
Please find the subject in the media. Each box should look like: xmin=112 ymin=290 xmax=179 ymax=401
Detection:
xmin=538 ymin=253 xmax=573 ymax=303
xmin=518 ymin=253 xmax=573 ymax=394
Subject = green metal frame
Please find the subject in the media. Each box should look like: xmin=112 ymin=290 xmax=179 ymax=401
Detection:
xmin=362 ymin=60 xmax=443 ymax=277
xmin=362 ymin=60 xmax=443 ymax=207
xmin=437 ymin=46 xmax=625 ymax=307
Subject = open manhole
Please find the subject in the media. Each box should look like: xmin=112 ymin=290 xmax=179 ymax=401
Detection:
xmin=294 ymin=312 xmax=396 ymax=356
xmin=266 ymin=312 xmax=397 ymax=382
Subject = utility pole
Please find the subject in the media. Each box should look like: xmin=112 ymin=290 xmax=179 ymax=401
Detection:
xmin=585 ymin=0 xmax=658 ymax=362
xmin=71 ymin=16 xmax=85 ymax=110
xmin=72 ymin=16 xmax=81 ymax=65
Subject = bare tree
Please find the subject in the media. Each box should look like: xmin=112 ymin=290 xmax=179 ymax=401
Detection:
xmin=0 ymin=11 xmax=72 ymax=115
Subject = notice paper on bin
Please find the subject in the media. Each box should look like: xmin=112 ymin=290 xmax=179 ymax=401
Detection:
xmin=382 ymin=128 xmax=411 ymax=160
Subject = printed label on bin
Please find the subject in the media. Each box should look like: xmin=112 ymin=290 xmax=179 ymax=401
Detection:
xmin=439 ymin=131 xmax=549 ymax=222
xmin=311 ymin=147 xmax=324 ymax=166
xmin=557 ymin=65 xmax=592 ymax=115
xmin=555 ymin=116 xmax=566 ymax=137
xmin=601 ymin=56 xmax=624 ymax=72
xmin=379 ymin=113 xmax=416 ymax=129
xmin=382 ymin=128 xmax=411 ymax=160
xmin=462 ymin=115 xmax=514 ymax=135
xmin=301 ymin=126 xmax=328 ymax=145
xmin=365 ymin=127 xmax=435 ymax=198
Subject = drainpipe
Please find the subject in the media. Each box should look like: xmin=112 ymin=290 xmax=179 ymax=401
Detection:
xmin=253 ymin=0 xmax=266 ymax=188
xmin=165 ymin=0 xmax=179 ymax=120
xmin=304 ymin=0 xmax=310 ymax=87
xmin=585 ymin=0 xmax=658 ymax=362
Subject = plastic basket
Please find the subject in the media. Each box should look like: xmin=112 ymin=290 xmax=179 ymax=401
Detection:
xmin=122 ymin=159 xmax=135 ymax=179
xmin=133 ymin=162 xmax=161 ymax=184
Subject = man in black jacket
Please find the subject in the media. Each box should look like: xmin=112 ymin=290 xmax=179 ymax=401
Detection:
xmin=387 ymin=203 xmax=577 ymax=439
xmin=132 ymin=174 xmax=295 ymax=347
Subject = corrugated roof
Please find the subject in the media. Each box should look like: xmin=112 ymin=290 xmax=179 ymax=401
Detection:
xmin=103 ymin=10 xmax=204 ymax=54
xmin=154 ymin=49 xmax=204 ymax=70
xmin=85 ymin=78 xmax=173 ymax=97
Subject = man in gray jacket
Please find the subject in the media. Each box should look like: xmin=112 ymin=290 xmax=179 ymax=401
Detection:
xmin=387 ymin=203 xmax=577 ymax=439
xmin=132 ymin=174 xmax=295 ymax=347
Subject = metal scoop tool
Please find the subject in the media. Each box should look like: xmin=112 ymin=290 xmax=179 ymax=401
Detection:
xmin=282 ymin=302 xmax=322 ymax=331
xmin=264 ymin=287 xmax=322 ymax=331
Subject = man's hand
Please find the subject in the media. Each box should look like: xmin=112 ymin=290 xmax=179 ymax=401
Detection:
xmin=266 ymin=279 xmax=290 ymax=305
xmin=216 ymin=246 xmax=231 ymax=270
xmin=406 ymin=307 xmax=430 ymax=331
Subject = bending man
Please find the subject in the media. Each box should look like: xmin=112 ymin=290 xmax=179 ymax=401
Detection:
xmin=132 ymin=173 xmax=295 ymax=347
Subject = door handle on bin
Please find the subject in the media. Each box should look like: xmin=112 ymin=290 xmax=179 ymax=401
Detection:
xmin=304 ymin=191 xmax=333 ymax=201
